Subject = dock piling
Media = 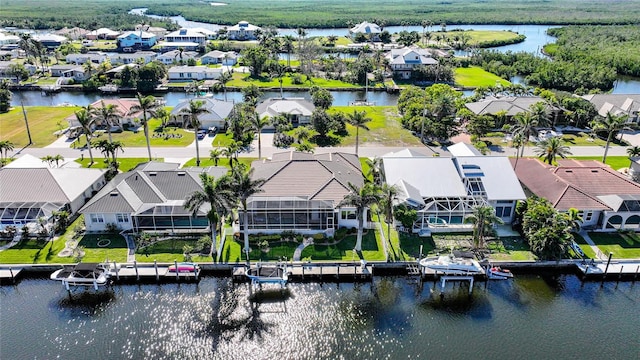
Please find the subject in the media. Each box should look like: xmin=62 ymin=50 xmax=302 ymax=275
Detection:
xmin=134 ymin=260 xmax=139 ymax=281
xmin=174 ymin=261 xmax=179 ymax=281
xmin=113 ymin=261 xmax=119 ymax=281
xmin=9 ymin=267 xmax=14 ymax=283
xmin=154 ymin=260 xmax=159 ymax=281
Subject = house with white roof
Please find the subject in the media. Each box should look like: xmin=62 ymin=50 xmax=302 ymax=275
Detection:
xmin=465 ymin=96 xmax=557 ymax=117
xmin=66 ymin=52 xmax=108 ymax=65
xmin=116 ymin=31 xmax=157 ymax=49
xmin=0 ymin=32 xmax=20 ymax=45
xmin=0 ymin=61 xmax=36 ymax=81
xmin=349 ymin=22 xmax=382 ymax=41
xmin=167 ymin=65 xmax=223 ymax=81
xmin=80 ymin=162 xmax=228 ymax=232
xmin=387 ymin=47 xmax=438 ymax=79
xmin=256 ymin=98 xmax=315 ymax=128
xmin=581 ymin=94 xmax=640 ymax=124
xmin=244 ymin=151 xmax=365 ymax=236
xmin=227 ymin=21 xmax=261 ymax=41
xmin=381 ymin=145 xmax=525 ymax=233
xmin=200 ymin=50 xmax=238 ymax=66
xmin=85 ymin=28 xmax=120 ymax=40
xmin=170 ymin=97 xmax=235 ymax=130
xmin=156 ymin=49 xmax=199 ymax=65
xmin=50 ymin=64 xmax=89 ymax=81
xmin=109 ymin=51 xmax=157 ymax=65
xmin=165 ymin=28 xmax=207 ymax=46
xmin=156 ymin=41 xmax=201 ymax=52
xmin=33 ymin=34 xmax=68 ymax=48
xmin=189 ymin=27 xmax=217 ymax=40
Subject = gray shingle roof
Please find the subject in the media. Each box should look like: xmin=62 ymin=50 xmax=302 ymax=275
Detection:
xmin=0 ymin=167 xmax=104 ymax=203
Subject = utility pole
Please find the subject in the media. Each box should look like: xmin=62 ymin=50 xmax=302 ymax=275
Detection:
xmin=21 ymin=101 xmax=32 ymax=145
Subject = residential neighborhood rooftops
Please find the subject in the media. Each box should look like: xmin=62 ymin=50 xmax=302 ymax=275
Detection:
xmin=350 ymin=22 xmax=382 ymax=34
xmin=256 ymin=98 xmax=315 ymax=119
xmin=465 ymin=96 xmax=551 ymax=116
xmin=581 ymin=94 xmax=640 ymax=118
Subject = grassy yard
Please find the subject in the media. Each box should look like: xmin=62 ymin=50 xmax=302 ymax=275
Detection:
xmin=588 ymin=232 xmax=640 ymax=259
xmin=0 ymin=238 xmax=70 ymax=264
xmin=573 ymin=233 xmax=597 ymax=259
xmin=486 ymin=237 xmax=536 ymax=261
xmin=76 ymin=234 xmax=129 ymax=263
xmin=76 ymin=158 xmax=162 ymax=172
xmin=228 ymin=72 xmax=360 ymax=89
xmin=331 ymin=106 xmax=421 ymax=147
xmin=74 ymin=119 xmax=194 ymax=148
xmin=571 ymin=156 xmax=630 ymax=171
xmin=0 ymin=106 xmax=80 ymax=147
xmin=136 ymin=238 xmax=212 ymax=263
xmin=454 ymin=66 xmax=511 ymax=88
xmin=182 ymin=157 xmax=256 ymax=168
xmin=463 ymin=30 xmax=522 ymax=45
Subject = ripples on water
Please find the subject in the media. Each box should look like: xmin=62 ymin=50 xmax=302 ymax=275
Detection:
xmin=1 ymin=275 xmax=638 ymax=359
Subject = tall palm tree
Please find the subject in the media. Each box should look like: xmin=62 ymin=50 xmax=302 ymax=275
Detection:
xmin=464 ymin=205 xmax=503 ymax=249
xmin=179 ymin=100 xmax=210 ymax=166
xmin=565 ymin=207 xmax=583 ymax=232
xmin=627 ymin=145 xmax=640 ymax=167
xmin=217 ymin=71 xmax=233 ymax=102
xmin=130 ymin=93 xmax=161 ymax=161
xmin=379 ymin=183 xmax=399 ymax=251
xmin=184 ymin=173 xmax=233 ymax=257
xmin=364 ymin=157 xmax=382 ymax=185
xmin=346 ymin=110 xmax=371 ymax=156
xmin=75 ymin=108 xmax=96 ymax=165
xmin=534 ymin=137 xmax=572 ymax=165
xmin=513 ymin=111 xmax=539 ymax=159
xmin=93 ymin=100 xmax=120 ymax=143
xmin=210 ymin=148 xmax=222 ymax=166
xmin=529 ymin=102 xmax=550 ymax=128
xmin=511 ymin=132 xmax=525 ymax=169
xmin=338 ymin=182 xmax=381 ymax=252
xmin=591 ymin=113 xmax=629 ymax=163
xmin=229 ymin=166 xmax=266 ymax=257
xmin=282 ymin=35 xmax=295 ymax=68
xmin=250 ymin=114 xmax=270 ymax=159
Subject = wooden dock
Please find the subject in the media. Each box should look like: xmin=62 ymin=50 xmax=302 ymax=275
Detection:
xmin=233 ymin=262 xmax=373 ymax=283
xmin=0 ymin=267 xmax=23 ymax=283
xmin=108 ymin=261 xmax=200 ymax=283
xmin=576 ymin=260 xmax=640 ymax=279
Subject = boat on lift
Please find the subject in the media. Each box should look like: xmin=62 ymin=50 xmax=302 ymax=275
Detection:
xmin=419 ymin=254 xmax=484 ymax=275
xmin=50 ymin=263 xmax=112 ymax=290
xmin=246 ymin=262 xmax=290 ymax=288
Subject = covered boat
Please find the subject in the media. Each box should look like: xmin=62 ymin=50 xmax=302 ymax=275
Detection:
xmin=50 ymin=263 xmax=112 ymax=290
xmin=419 ymin=254 xmax=484 ymax=275
xmin=246 ymin=263 xmax=290 ymax=288
xmin=486 ymin=266 xmax=514 ymax=280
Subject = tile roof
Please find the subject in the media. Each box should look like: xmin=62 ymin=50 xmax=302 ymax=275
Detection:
xmin=581 ymin=94 xmax=640 ymax=118
xmin=465 ymin=96 xmax=552 ymax=116
xmin=256 ymin=98 xmax=315 ymax=119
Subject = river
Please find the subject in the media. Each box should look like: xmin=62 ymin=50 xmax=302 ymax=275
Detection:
xmin=1 ymin=275 xmax=638 ymax=359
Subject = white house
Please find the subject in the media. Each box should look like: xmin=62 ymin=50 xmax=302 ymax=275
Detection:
xmin=227 ymin=21 xmax=262 ymax=40
xmin=116 ymin=31 xmax=157 ymax=49
xmin=167 ymin=65 xmax=222 ymax=81
xmin=0 ymin=32 xmax=20 ymax=46
xmin=33 ymin=34 xmax=68 ymax=48
xmin=387 ymin=47 xmax=438 ymax=79
xmin=243 ymin=151 xmax=365 ymax=236
xmin=581 ymin=94 xmax=640 ymax=124
xmin=381 ymin=146 xmax=526 ymax=234
xmin=65 ymin=52 xmax=108 ymax=65
xmin=189 ymin=27 xmax=217 ymax=40
xmin=109 ymin=51 xmax=157 ymax=65
xmin=156 ymin=50 xmax=199 ymax=65
xmin=50 ymin=65 xmax=89 ymax=81
xmin=0 ymin=61 xmax=36 ymax=81
xmin=170 ymin=97 xmax=235 ymax=130
xmin=256 ymin=98 xmax=315 ymax=128
xmin=349 ymin=22 xmax=382 ymax=41
xmin=156 ymin=41 xmax=201 ymax=52
xmin=165 ymin=28 xmax=207 ymax=46
xmin=200 ymin=50 xmax=238 ymax=66
xmin=85 ymin=28 xmax=120 ymax=40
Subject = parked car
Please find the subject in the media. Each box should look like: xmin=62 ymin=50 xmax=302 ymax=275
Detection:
xmin=197 ymin=130 xmax=207 ymax=140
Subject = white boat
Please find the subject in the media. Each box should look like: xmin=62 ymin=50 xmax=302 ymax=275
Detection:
xmin=50 ymin=263 xmax=112 ymax=290
xmin=246 ymin=263 xmax=290 ymax=287
xmin=419 ymin=255 xmax=484 ymax=275
xmin=486 ymin=266 xmax=514 ymax=280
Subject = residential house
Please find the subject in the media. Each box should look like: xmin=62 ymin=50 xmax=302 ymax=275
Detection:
xmin=381 ymin=147 xmax=525 ymax=234
xmin=54 ymin=27 xmax=89 ymax=40
xmin=0 ymin=60 xmax=36 ymax=81
xmin=386 ymin=47 xmax=438 ymax=79
xmin=65 ymin=98 xmax=144 ymax=129
xmin=116 ymin=31 xmax=157 ymax=49
xmin=189 ymin=28 xmax=217 ymax=40
xmin=80 ymin=162 xmax=228 ymax=232
xmin=109 ymin=51 xmax=157 ymax=65
xmin=165 ymin=28 xmax=207 ymax=46
xmin=33 ymin=34 xmax=68 ymax=48
xmin=227 ymin=21 xmax=262 ymax=41
xmin=244 ymin=151 xmax=365 ymax=236
xmin=349 ymin=22 xmax=382 ymax=41
xmin=170 ymin=97 xmax=235 ymax=130
xmin=200 ymin=50 xmax=238 ymax=66
xmin=156 ymin=49 xmax=199 ymax=65
xmin=256 ymin=98 xmax=315 ymax=128
xmin=167 ymin=65 xmax=222 ymax=81
xmin=85 ymin=28 xmax=120 ymax=40
xmin=135 ymin=24 xmax=168 ymax=39
xmin=50 ymin=65 xmax=89 ymax=81
xmin=581 ymin=94 xmax=640 ymax=124
xmin=156 ymin=41 xmax=201 ymax=52
xmin=465 ymin=95 xmax=555 ymax=117
xmin=513 ymin=158 xmax=640 ymax=231
xmin=66 ymin=52 xmax=108 ymax=65
xmin=0 ymin=154 xmax=106 ymax=230
xmin=105 ymin=64 xmax=140 ymax=79
xmin=0 ymin=32 xmax=20 ymax=46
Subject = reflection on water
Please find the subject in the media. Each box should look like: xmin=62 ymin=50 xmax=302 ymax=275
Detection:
xmin=1 ymin=275 xmax=639 ymax=359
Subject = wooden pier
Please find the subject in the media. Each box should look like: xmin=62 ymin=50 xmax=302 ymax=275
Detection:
xmin=0 ymin=267 xmax=23 ymax=283
xmin=576 ymin=259 xmax=640 ymax=279
xmin=108 ymin=261 xmax=201 ymax=283
xmin=233 ymin=262 xmax=373 ymax=283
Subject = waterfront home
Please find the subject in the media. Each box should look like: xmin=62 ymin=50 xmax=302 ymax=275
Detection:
xmin=0 ymin=154 xmax=106 ymax=230
xmin=50 ymin=64 xmax=89 ymax=81
xmin=135 ymin=24 xmax=168 ymax=39
xmin=116 ymin=31 xmax=157 ymax=49
xmin=54 ymin=27 xmax=89 ymax=40
xmin=513 ymin=158 xmax=640 ymax=231
xmin=581 ymin=94 xmax=640 ymax=124
xmin=227 ymin=21 xmax=262 ymax=41
xmin=66 ymin=52 xmax=108 ymax=65
xmin=381 ymin=147 xmax=525 ymax=234
xmin=0 ymin=61 xmax=36 ymax=81
xmin=105 ymin=64 xmax=140 ymax=79
xmin=156 ymin=50 xmax=199 ymax=65
xmin=109 ymin=51 xmax=157 ymax=65
xmin=85 ymin=28 xmax=120 ymax=40
xmin=165 ymin=28 xmax=207 ymax=46
xmin=465 ymin=95 xmax=558 ymax=118
xmin=256 ymin=98 xmax=315 ymax=128
xmin=65 ymin=98 xmax=143 ymax=129
xmin=156 ymin=41 xmax=201 ymax=52
xmin=80 ymin=162 xmax=227 ymax=232
xmin=243 ymin=151 xmax=365 ymax=236
xmin=386 ymin=47 xmax=438 ymax=79
xmin=0 ymin=32 xmax=20 ymax=46
xmin=189 ymin=28 xmax=217 ymax=40
xmin=167 ymin=65 xmax=222 ymax=81
xmin=33 ymin=34 xmax=68 ymax=49
xmin=349 ymin=21 xmax=382 ymax=41
xmin=200 ymin=50 xmax=238 ymax=66
xmin=170 ymin=97 xmax=235 ymax=130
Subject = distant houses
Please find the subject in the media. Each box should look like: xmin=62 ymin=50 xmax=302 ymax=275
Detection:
xmin=116 ymin=31 xmax=157 ymax=49
xmin=156 ymin=50 xmax=199 ymax=65
xmin=349 ymin=21 xmax=382 ymax=41
xmin=581 ymin=94 xmax=640 ymax=124
xmin=386 ymin=47 xmax=438 ymax=79
xmin=200 ymin=50 xmax=238 ymax=66
xmin=167 ymin=65 xmax=223 ymax=81
xmin=85 ymin=28 xmax=120 ymax=40
xmin=227 ymin=21 xmax=262 ymax=40
xmin=165 ymin=28 xmax=208 ymax=46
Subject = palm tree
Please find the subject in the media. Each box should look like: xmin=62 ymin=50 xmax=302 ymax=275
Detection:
xmin=464 ymin=205 xmax=504 ymax=249
xmin=0 ymin=140 xmax=14 ymax=160
xmin=529 ymin=102 xmax=550 ymax=128
xmin=534 ymin=137 xmax=572 ymax=165
xmin=513 ymin=111 xmax=539 ymax=159
xmin=338 ymin=182 xmax=381 ymax=252
xmin=627 ymin=145 xmax=640 ymax=167
xmin=223 ymin=140 xmax=243 ymax=169
xmin=379 ymin=183 xmax=399 ymax=251
xmin=346 ymin=110 xmax=371 ymax=156
xmin=93 ymin=100 xmax=120 ymax=143
xmin=41 ymin=155 xmax=54 ymax=167
xmin=210 ymin=148 xmax=222 ymax=166
xmin=51 ymin=154 xmax=64 ymax=168
xmin=130 ymin=93 xmax=161 ymax=161
xmin=229 ymin=166 xmax=266 ymax=257
xmin=511 ymin=132 xmax=525 ymax=169
xmin=282 ymin=35 xmax=295 ymax=68
xmin=93 ymin=139 xmax=124 ymax=164
xmin=179 ymin=100 xmax=210 ymax=166
xmin=565 ymin=207 xmax=583 ymax=232
xmin=591 ymin=113 xmax=629 ymax=163
xmin=364 ymin=157 xmax=382 ymax=184
xmin=75 ymin=108 xmax=96 ymax=165
xmin=184 ymin=173 xmax=233 ymax=257
xmin=217 ymin=71 xmax=233 ymax=102
xmin=250 ymin=114 xmax=270 ymax=159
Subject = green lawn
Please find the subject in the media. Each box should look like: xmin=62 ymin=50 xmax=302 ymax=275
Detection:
xmin=301 ymin=230 xmax=386 ymax=261
xmin=560 ymin=132 xmax=608 ymax=146
xmin=228 ymin=72 xmax=360 ymax=89
xmin=330 ymin=106 xmax=422 ymax=147
xmin=463 ymin=30 xmax=522 ymax=45
xmin=210 ymin=132 xmax=235 ymax=147
xmin=588 ymin=232 xmax=640 ymax=259
xmin=74 ymin=119 xmax=194 ymax=148
xmin=76 ymin=158 xmax=162 ymax=171
xmin=136 ymin=238 xmax=212 ymax=263
xmin=76 ymin=234 xmax=128 ymax=263
xmin=0 ymin=238 xmax=70 ymax=264
xmin=182 ymin=157 xmax=256 ymax=168
xmin=454 ymin=66 xmax=511 ymax=88
xmin=571 ymin=156 xmax=630 ymax=171
xmin=573 ymin=233 xmax=596 ymax=259
xmin=486 ymin=237 xmax=536 ymax=261
xmin=0 ymin=106 xmax=80 ymax=147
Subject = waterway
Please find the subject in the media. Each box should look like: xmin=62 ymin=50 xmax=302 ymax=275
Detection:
xmin=1 ymin=275 xmax=638 ymax=359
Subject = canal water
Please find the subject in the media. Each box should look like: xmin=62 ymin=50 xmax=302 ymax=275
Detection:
xmin=1 ymin=275 xmax=638 ymax=359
